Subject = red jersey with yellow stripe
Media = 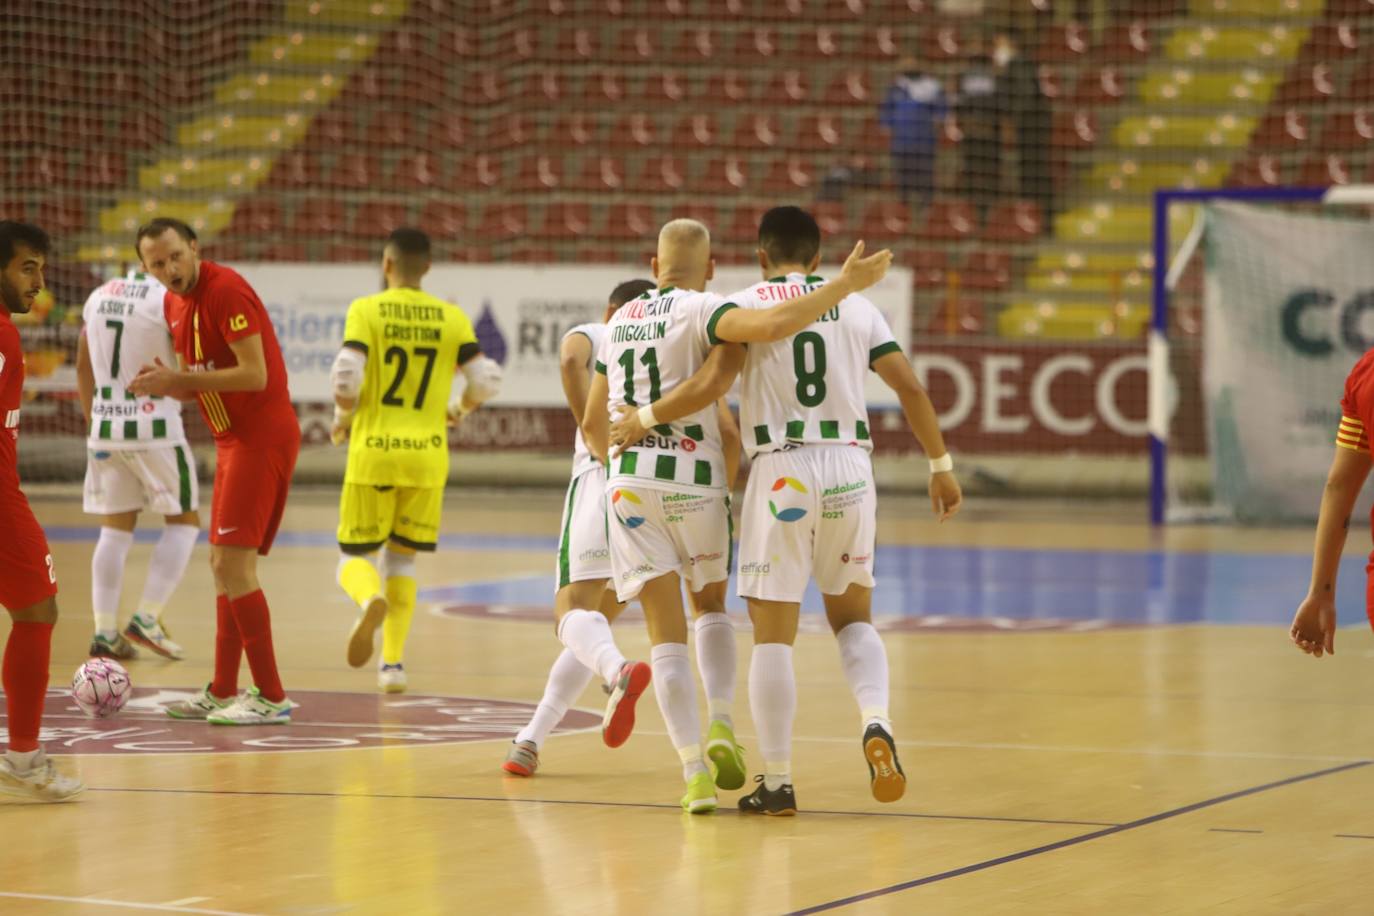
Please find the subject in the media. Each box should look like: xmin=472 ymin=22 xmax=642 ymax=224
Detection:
xmin=1338 ymin=349 xmax=1374 ymax=455
xmin=165 ymin=260 xmax=296 ymax=445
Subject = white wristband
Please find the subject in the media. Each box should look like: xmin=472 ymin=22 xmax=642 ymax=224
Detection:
xmin=929 ymin=453 xmax=953 ymax=474
xmin=638 ymin=403 xmax=659 ymax=429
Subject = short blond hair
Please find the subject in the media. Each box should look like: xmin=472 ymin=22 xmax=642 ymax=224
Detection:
xmin=657 ymin=218 xmax=710 ymax=266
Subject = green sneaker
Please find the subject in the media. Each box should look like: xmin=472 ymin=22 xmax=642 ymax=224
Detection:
xmin=164 ymin=683 xmax=235 ymax=720
xmin=706 ymin=719 xmax=746 ymax=791
xmin=207 ymin=687 xmax=296 ymax=726
xmin=681 ymin=771 xmax=718 ymax=815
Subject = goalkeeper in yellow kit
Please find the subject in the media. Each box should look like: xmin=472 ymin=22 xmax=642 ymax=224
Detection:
xmin=328 ymin=228 xmax=502 ymax=692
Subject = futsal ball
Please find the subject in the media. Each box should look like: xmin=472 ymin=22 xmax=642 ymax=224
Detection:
xmin=71 ymin=658 xmax=132 ymax=718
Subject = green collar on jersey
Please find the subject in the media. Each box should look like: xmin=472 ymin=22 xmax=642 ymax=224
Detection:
xmin=767 ymin=275 xmax=826 ymax=284
xmin=657 ymin=286 xmax=675 ymax=295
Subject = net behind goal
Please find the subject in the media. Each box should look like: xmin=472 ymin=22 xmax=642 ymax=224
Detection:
xmin=1154 ymin=186 xmax=1374 ymax=524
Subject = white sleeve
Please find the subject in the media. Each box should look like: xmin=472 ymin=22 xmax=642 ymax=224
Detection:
xmin=864 ymin=298 xmax=901 ymax=366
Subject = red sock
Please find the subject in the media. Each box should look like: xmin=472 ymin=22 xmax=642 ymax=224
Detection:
xmin=3 ymin=621 xmax=53 ymax=753
xmin=230 ymin=590 xmax=284 ymax=703
xmin=210 ymin=593 xmax=242 ymax=700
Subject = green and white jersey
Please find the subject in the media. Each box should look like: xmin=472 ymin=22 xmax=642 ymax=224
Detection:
xmin=595 ymin=286 xmax=734 ymax=493
xmin=82 ymin=271 xmax=186 ymax=449
xmin=566 ymin=321 xmax=607 ymax=479
xmin=730 ymin=272 xmax=901 ymax=458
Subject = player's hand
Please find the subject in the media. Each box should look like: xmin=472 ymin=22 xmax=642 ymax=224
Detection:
xmin=128 ymin=357 xmax=184 ymax=397
xmin=330 ymin=422 xmax=350 ymax=445
xmin=1290 ymin=594 xmax=1337 ymax=658
xmin=836 ymin=240 xmax=894 ymax=295
xmin=930 ymin=470 xmax=962 ymax=522
xmin=609 ymin=404 xmax=649 ymax=457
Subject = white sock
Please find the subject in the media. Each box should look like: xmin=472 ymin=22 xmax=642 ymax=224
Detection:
xmin=135 ymin=523 xmax=198 ymax=624
xmin=516 ymin=649 xmax=595 ymax=748
xmin=650 ymin=643 xmax=704 ymax=776
xmin=749 ymin=643 xmax=795 ymax=790
xmin=694 ymin=611 xmax=736 ymax=727
xmin=5 ymin=748 xmax=41 ymax=771
xmin=556 ymin=609 xmax=625 ymax=686
xmin=91 ymin=528 xmax=134 ymax=636
xmin=836 ymin=622 xmax=891 ymax=729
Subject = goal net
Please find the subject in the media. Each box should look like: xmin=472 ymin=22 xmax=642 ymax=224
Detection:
xmin=1160 ymin=191 xmax=1374 ymax=524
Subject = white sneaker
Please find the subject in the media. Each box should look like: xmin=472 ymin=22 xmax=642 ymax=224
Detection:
xmin=377 ymin=662 xmax=407 ymax=694
xmin=347 ymin=595 xmax=389 ymax=668
xmin=124 ymin=615 xmax=185 ymax=660
xmin=164 ymin=683 xmax=235 ymax=720
xmin=0 ymin=750 xmax=84 ymax=802
xmin=206 ymin=687 xmax=296 ymax=726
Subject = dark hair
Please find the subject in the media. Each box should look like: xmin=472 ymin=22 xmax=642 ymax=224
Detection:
xmin=757 ymin=206 xmax=821 ymax=266
xmin=609 ymin=278 xmax=654 ymax=309
xmin=135 ymin=217 xmax=197 ymax=250
xmin=387 ymin=227 xmax=432 ymax=258
xmin=0 ymin=220 xmax=51 ymax=267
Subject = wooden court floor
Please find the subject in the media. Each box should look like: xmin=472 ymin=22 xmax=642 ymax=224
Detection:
xmin=2 ymin=489 xmax=1373 ymax=914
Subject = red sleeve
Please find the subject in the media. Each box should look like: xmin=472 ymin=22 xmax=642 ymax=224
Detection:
xmin=1338 ymin=355 xmax=1372 ymax=453
xmin=214 ymin=277 xmax=268 ymax=345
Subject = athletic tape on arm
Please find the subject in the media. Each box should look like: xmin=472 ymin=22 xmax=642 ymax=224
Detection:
xmin=330 ymin=347 xmax=367 ymax=399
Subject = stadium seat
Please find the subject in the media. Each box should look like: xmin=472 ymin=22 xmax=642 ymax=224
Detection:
xmin=11 ymin=153 xmax=63 ymax=190
xmin=1039 ymin=22 xmax=1092 ymax=62
xmin=488 ymin=113 xmax=534 ymax=150
xmin=455 ymin=154 xmax=503 ymax=190
xmin=983 ymin=200 xmax=1043 ymax=243
xmin=764 ymin=70 xmax=811 ymax=105
xmin=925 ymin=297 xmax=985 ymax=336
xmin=760 ymin=156 xmax=814 ymax=193
xmin=585 ymin=72 xmax=626 ymax=105
xmin=629 ymin=155 xmax=687 ymax=193
xmin=908 ymin=249 xmax=950 ymax=290
xmin=226 ymin=199 xmax=283 ymax=236
xmin=326 ymin=153 xmax=379 ymax=190
xmin=574 ymin=156 xmax=626 ymax=192
xmin=1052 ymin=110 xmax=1099 ymax=150
xmin=512 ymin=155 xmax=568 ymax=192
xmin=725 ymin=204 xmax=770 ymax=243
xmin=1319 ymin=108 xmax=1374 ymax=150
xmin=555 ymin=26 xmax=601 ymax=61
xmin=700 ymin=156 xmax=750 ymax=193
xmin=1298 ymin=152 xmax=1353 ymax=185
xmin=919 ymin=23 xmax=963 ymax=60
xmin=302 ymin=111 xmax=351 ymax=151
xmin=391 ymin=153 xmax=442 ymax=190
xmin=419 ymin=200 xmax=468 ymax=237
xmin=823 ymin=69 xmax=873 ymax=106
xmin=1226 ymin=153 xmax=1288 ymax=187
xmin=1098 ymin=21 xmax=1152 ymax=61
xmin=668 ymin=27 xmax=725 ymax=63
xmin=264 ymin=151 xmax=318 ymax=189
xmin=352 ymin=200 xmax=412 ymax=238
xmin=959 ymin=251 xmax=1012 ymax=292
xmin=82 ymin=151 xmax=129 ymax=190
xmin=671 ymin=114 xmax=719 ymax=149
xmin=857 ymin=201 xmax=910 ymax=240
xmin=370 ymin=111 xmax=414 ymax=149
xmin=642 ymin=71 xmax=689 ymax=105
xmin=290 ymin=199 xmax=347 ymax=236
xmin=475 ymin=204 xmax=528 ymax=242
xmin=1304 ymin=20 xmax=1361 ymax=61
xmin=36 ymin=197 xmax=86 ymax=235
xmin=551 ymin=113 xmax=598 ymax=148
xmin=1250 ymin=109 xmax=1312 ymax=149
xmin=603 ymin=203 xmax=659 ymax=240
xmin=1273 ymin=62 xmax=1337 ymax=105
xmin=734 ymin=114 xmax=782 ymax=150
xmin=611 ymin=113 xmax=659 ymax=149
xmin=796 ymin=114 xmax=845 ymax=151
xmin=914 ymin=198 xmax=977 ymax=241
xmin=324 ymin=243 xmax=373 ymax=262
xmin=813 ymin=201 xmax=846 ymax=237
xmin=701 ymin=71 xmax=749 ymax=104
xmin=1325 ymin=0 xmax=1374 ymax=15
xmin=538 ymin=202 xmax=594 ymax=239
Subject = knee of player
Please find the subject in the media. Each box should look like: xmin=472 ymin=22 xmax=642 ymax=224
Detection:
xmin=167 ymin=510 xmax=200 ymax=528
xmin=10 ymin=596 xmax=58 ymax=625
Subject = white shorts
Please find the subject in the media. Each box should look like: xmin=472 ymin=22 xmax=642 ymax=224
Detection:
xmin=83 ymin=444 xmax=199 ymax=517
xmin=556 ymin=465 xmax=612 ymax=590
xmin=606 ymin=481 xmax=730 ymax=602
xmin=737 ymin=446 xmax=876 ymax=603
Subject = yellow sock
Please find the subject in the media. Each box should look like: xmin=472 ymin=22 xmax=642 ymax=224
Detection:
xmin=381 ymin=575 xmax=416 ymax=665
xmin=338 ymin=556 xmax=383 ymax=610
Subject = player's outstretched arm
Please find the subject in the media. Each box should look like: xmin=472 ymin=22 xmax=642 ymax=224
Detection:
xmin=559 ymin=332 xmax=594 ymax=426
xmin=873 ymin=350 xmax=962 ymax=522
xmin=329 ymin=343 xmax=366 ymax=444
xmin=1291 ymin=444 xmax=1371 ymax=658
xmin=608 ymin=343 xmax=745 ymax=456
xmin=76 ymin=328 xmax=94 ymax=423
xmin=582 ymin=370 xmax=612 ymax=464
xmin=712 ymin=241 xmax=893 ymax=345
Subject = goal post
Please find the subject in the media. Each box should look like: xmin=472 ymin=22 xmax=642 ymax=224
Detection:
xmin=1151 ymin=185 xmax=1374 ymax=525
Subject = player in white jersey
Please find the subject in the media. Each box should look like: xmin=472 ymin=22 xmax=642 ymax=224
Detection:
xmin=610 ymin=207 xmax=960 ymax=815
xmin=572 ymin=218 xmax=893 ymax=813
xmin=76 ymin=270 xmax=200 ymax=661
xmin=504 ymin=278 xmax=746 ymax=780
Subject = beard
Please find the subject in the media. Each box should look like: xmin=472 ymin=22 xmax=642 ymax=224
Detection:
xmin=0 ymin=274 xmax=30 ymax=314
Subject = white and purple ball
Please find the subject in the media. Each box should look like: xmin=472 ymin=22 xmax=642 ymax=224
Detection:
xmin=71 ymin=658 xmax=131 ymax=718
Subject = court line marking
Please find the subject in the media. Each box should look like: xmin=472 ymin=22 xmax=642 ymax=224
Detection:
xmin=0 ymin=892 xmax=260 ymax=915
xmin=83 ymin=786 xmax=1119 ymax=829
xmin=785 ymin=759 xmax=1372 ymax=915
xmin=1208 ymin=827 xmax=1263 ymax=834
xmin=1334 ymin=833 xmax=1374 ymax=839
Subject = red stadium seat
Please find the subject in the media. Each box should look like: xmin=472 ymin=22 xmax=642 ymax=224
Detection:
xmin=538 ymin=202 xmax=594 ymax=239
xmin=983 ymin=200 xmax=1043 ymax=243
xmin=264 ymin=151 xmax=319 ymax=189
xmin=11 ymin=153 xmax=63 ymax=190
xmin=1276 ymin=62 xmax=1339 ymax=105
xmin=370 ymin=111 xmax=413 ymax=149
xmin=725 ymin=204 xmax=771 ymax=243
xmin=959 ymin=251 xmax=1012 ymax=292
xmin=83 ymin=151 xmax=129 ymax=190
xmin=352 ymin=200 xmax=412 ymax=238
xmin=629 ymin=155 xmax=687 ymax=193
xmin=488 ymin=113 xmax=534 ymax=150
xmin=796 ymin=113 xmax=845 ymax=151
xmin=1319 ymin=108 xmax=1374 ymax=150
xmin=512 ymin=155 xmax=568 ymax=192
xmin=1098 ymin=22 xmax=1152 ymax=61
xmin=1226 ymin=153 xmax=1288 ymax=188
xmin=908 ymin=249 xmax=950 ymax=289
xmin=813 ymin=201 xmax=846 ymax=237
xmin=914 ymin=198 xmax=977 ymax=241
xmin=290 ymin=199 xmax=347 ymax=236
xmin=1051 ymin=110 xmax=1098 ymax=150
xmin=857 ymin=201 xmax=911 ymax=240
xmin=585 ymin=72 xmax=626 ymax=105
xmin=551 ymin=113 xmax=598 ymax=148
xmin=616 ymin=26 xmax=659 ymax=60
xmin=555 ymin=26 xmax=601 ymax=61
xmin=475 ymin=204 xmax=528 ymax=242
xmin=1038 ymin=22 xmax=1091 ymax=62
xmin=227 ymin=199 xmax=283 ymax=236
xmin=452 ymin=154 xmax=503 ymax=190
xmin=1250 ymin=109 xmax=1312 ymax=149
xmin=701 ymin=71 xmax=749 ymax=105
xmin=1071 ymin=66 xmax=1128 ymax=106
xmin=326 ymin=153 xmax=378 ymax=190
xmin=764 ymin=69 xmax=811 ymax=105
xmin=391 ymin=153 xmax=443 ymax=190
xmin=603 ymin=203 xmax=659 ymax=240
xmin=824 ymin=70 xmax=873 ymax=106
xmin=1299 ymin=152 xmax=1353 ymax=186
xmin=925 ymin=297 xmax=985 ymax=336
xmin=668 ymin=203 xmax=719 ymax=230
xmin=610 ymin=113 xmax=659 ymax=149
xmin=666 ymin=27 xmax=725 ymax=63
xmin=36 ymin=197 xmax=86 ymax=235
xmin=671 ymin=114 xmax=720 ymax=149
xmin=642 ymin=72 xmax=689 ymax=105
xmin=919 ymin=23 xmax=963 ymax=60
xmin=419 ymin=200 xmax=468 ymax=237
xmin=1304 ymin=20 xmax=1362 ymax=61
xmin=760 ymin=156 xmax=815 ymax=193
xmin=700 ymin=156 xmax=750 ymax=193
xmin=574 ymin=156 xmax=626 ymax=192
xmin=734 ymin=114 xmax=783 ymax=150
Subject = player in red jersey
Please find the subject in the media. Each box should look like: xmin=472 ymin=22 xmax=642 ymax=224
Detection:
xmin=1291 ymin=349 xmax=1374 ymax=657
xmin=0 ymin=221 xmax=84 ymax=800
xmin=129 ymin=218 xmax=298 ymax=724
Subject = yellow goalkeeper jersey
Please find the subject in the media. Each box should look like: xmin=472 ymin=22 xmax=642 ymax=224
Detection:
xmin=341 ymin=286 xmax=478 ymax=488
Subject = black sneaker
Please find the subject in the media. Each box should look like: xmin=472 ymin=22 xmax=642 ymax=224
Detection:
xmin=863 ymin=722 xmax=906 ymax=803
xmin=738 ymin=775 xmax=797 ymax=816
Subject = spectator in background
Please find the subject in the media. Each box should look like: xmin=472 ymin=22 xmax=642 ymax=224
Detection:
xmin=957 ymin=43 xmax=1001 ymax=219
xmin=993 ymin=30 xmax=1054 ymax=216
xmin=879 ymin=57 xmax=946 ymax=208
